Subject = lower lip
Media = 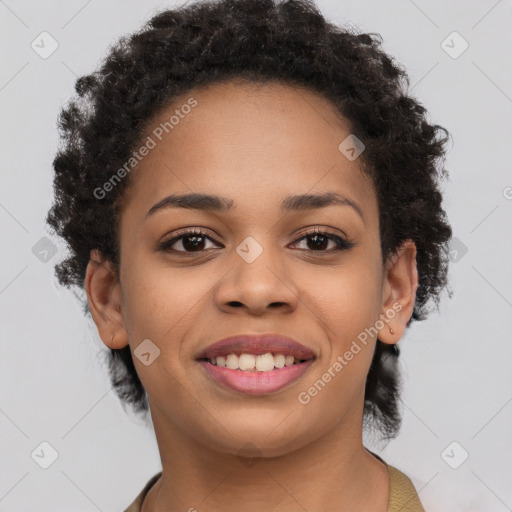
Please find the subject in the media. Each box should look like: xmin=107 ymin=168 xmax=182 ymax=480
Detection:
xmin=197 ymin=359 xmax=315 ymax=395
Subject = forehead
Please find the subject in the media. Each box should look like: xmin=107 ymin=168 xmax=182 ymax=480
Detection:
xmin=120 ymin=79 xmax=377 ymax=221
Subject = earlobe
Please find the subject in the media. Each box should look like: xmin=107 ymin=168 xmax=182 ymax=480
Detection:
xmin=85 ymin=249 xmax=129 ymax=349
xmin=378 ymin=240 xmax=419 ymax=345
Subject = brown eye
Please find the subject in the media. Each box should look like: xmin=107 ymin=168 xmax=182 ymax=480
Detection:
xmin=291 ymin=229 xmax=355 ymax=253
xmin=158 ymin=227 xmax=355 ymax=256
xmin=158 ymin=229 xmax=220 ymax=254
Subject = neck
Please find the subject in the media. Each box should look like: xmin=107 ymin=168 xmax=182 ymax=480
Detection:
xmin=141 ymin=403 xmax=389 ymax=512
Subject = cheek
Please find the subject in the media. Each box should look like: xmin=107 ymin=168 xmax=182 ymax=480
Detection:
xmin=120 ymin=252 xmax=216 ymax=343
xmin=303 ymin=258 xmax=382 ymax=394
xmin=303 ymin=258 xmax=383 ymax=340
xmin=296 ymin=271 xmax=380 ymax=426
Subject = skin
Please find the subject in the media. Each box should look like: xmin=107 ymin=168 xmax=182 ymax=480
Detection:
xmin=85 ymin=78 xmax=418 ymax=511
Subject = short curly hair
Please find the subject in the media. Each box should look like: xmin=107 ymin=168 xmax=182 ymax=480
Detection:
xmin=46 ymin=0 xmax=452 ymax=441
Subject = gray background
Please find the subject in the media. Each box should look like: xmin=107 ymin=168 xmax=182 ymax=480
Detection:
xmin=1 ymin=0 xmax=511 ymax=510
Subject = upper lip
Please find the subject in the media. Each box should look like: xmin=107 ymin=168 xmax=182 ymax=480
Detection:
xmin=196 ymin=334 xmax=317 ymax=361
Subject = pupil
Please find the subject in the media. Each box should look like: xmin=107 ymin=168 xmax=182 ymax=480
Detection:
xmin=308 ymin=234 xmax=327 ymax=250
xmin=183 ymin=235 xmax=205 ymax=251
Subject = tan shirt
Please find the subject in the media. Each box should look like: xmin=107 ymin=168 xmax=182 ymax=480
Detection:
xmin=124 ymin=453 xmax=425 ymax=512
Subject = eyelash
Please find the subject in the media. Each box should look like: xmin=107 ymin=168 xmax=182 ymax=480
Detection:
xmin=158 ymin=227 xmax=355 ymax=256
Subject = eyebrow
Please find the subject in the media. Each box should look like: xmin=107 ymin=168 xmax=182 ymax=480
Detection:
xmin=145 ymin=191 xmax=365 ymax=224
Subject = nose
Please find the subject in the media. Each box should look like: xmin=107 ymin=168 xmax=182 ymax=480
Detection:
xmin=213 ymin=242 xmax=299 ymax=316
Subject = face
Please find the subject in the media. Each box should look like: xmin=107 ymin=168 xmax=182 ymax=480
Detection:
xmin=86 ymin=78 xmax=417 ymax=458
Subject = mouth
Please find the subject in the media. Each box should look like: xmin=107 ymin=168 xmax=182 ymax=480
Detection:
xmin=195 ymin=334 xmax=316 ymax=394
xmin=196 ymin=333 xmax=316 ymax=362
xmin=197 ymin=353 xmax=311 ymax=371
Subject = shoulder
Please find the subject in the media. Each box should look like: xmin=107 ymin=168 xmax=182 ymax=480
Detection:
xmin=124 ymin=462 xmax=426 ymax=512
xmin=123 ymin=472 xmax=162 ymax=512
xmin=387 ymin=463 xmax=425 ymax=512
xmin=366 ymin=449 xmax=425 ymax=512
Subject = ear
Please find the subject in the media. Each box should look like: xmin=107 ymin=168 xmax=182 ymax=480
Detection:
xmin=85 ymin=249 xmax=129 ymax=349
xmin=377 ymin=240 xmax=419 ymax=345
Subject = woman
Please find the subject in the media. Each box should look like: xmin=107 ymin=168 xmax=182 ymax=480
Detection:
xmin=46 ymin=0 xmax=452 ymax=510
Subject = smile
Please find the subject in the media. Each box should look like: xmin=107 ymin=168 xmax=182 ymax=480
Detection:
xmin=197 ymin=355 xmax=315 ymax=395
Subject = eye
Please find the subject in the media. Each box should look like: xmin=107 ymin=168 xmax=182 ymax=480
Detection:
xmin=158 ymin=227 xmax=355 ymax=256
xmin=290 ymin=228 xmax=355 ymax=253
xmin=158 ymin=228 xmax=221 ymax=254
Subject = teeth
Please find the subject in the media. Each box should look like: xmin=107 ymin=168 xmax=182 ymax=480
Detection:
xmin=225 ymin=354 xmax=239 ymax=370
xmin=208 ymin=352 xmax=305 ymax=371
xmin=256 ymin=353 xmax=274 ymax=372
xmin=239 ymin=353 xmax=256 ymax=371
xmin=274 ymin=354 xmax=285 ymax=368
xmin=285 ymin=355 xmax=295 ymax=367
